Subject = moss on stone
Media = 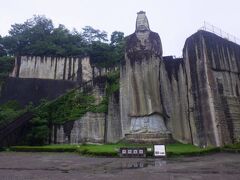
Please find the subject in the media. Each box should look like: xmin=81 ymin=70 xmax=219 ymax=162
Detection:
xmin=0 ymin=100 xmax=26 ymax=128
xmin=106 ymin=70 xmax=120 ymax=96
xmin=35 ymin=88 xmax=108 ymax=125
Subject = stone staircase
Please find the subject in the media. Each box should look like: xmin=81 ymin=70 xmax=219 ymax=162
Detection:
xmin=0 ymin=112 xmax=34 ymax=147
xmin=0 ymin=75 xmax=109 ymax=147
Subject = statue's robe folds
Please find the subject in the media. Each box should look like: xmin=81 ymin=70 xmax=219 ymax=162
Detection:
xmin=121 ymin=30 xmax=168 ymax=134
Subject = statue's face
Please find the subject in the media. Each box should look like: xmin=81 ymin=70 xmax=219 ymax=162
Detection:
xmin=136 ymin=13 xmax=149 ymax=31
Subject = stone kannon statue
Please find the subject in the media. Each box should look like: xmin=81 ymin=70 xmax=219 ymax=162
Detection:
xmin=122 ymin=11 xmax=170 ymax=136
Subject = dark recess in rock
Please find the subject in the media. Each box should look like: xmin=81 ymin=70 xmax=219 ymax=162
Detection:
xmin=163 ymin=56 xmax=184 ymax=81
xmin=0 ymin=77 xmax=77 ymax=107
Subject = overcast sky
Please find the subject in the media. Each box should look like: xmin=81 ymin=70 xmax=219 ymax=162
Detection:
xmin=1 ymin=0 xmax=240 ymax=56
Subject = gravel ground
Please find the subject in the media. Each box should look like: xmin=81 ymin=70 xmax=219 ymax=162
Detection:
xmin=0 ymin=152 xmax=239 ymax=180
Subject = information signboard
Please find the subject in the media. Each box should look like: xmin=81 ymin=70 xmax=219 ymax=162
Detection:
xmin=154 ymin=145 xmax=166 ymax=157
xmin=119 ymin=147 xmax=146 ymax=157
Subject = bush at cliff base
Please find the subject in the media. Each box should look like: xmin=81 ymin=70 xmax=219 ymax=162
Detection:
xmin=9 ymin=143 xmax=221 ymax=157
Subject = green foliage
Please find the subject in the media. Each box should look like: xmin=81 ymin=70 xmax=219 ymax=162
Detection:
xmin=82 ymin=26 xmax=108 ymax=44
xmin=89 ymin=41 xmax=113 ymax=67
xmin=106 ymin=71 xmax=120 ymax=95
xmin=110 ymin=31 xmax=124 ymax=46
xmin=26 ymin=117 xmax=49 ymax=145
xmin=0 ymin=43 xmax=7 ymax=57
xmin=9 ymin=143 xmax=220 ymax=157
xmin=88 ymin=97 xmax=108 ymax=113
xmin=0 ymin=57 xmax=20 ymax=127
xmin=22 ymin=89 xmax=109 ymax=145
xmin=0 ymin=100 xmax=25 ymax=127
xmin=224 ymin=143 xmax=240 ymax=150
xmin=1 ymin=15 xmax=125 ymax=68
xmin=89 ymin=31 xmax=124 ymax=68
xmin=34 ymin=89 xmax=108 ymax=125
xmin=1 ymin=15 xmax=87 ymax=57
xmin=166 ymin=143 xmax=220 ymax=156
xmin=0 ymin=100 xmax=21 ymax=110
xmin=4 ymin=15 xmax=54 ymax=56
xmin=10 ymin=144 xmax=77 ymax=152
xmin=0 ymin=56 xmax=14 ymax=82
xmin=77 ymin=143 xmax=220 ymax=157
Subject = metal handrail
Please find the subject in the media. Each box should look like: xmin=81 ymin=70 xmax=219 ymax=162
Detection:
xmin=199 ymin=21 xmax=240 ymax=45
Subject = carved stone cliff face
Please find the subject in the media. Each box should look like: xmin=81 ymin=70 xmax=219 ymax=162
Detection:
xmin=120 ymin=11 xmax=168 ymax=135
xmin=183 ymin=30 xmax=240 ymax=146
xmin=10 ymin=56 xmax=115 ymax=83
xmin=10 ymin=56 xmax=92 ymax=82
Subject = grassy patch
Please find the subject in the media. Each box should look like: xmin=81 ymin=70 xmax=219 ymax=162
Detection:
xmin=166 ymin=143 xmax=220 ymax=157
xmin=9 ymin=143 xmax=220 ymax=157
xmin=224 ymin=143 xmax=240 ymax=150
xmin=222 ymin=143 xmax=240 ymax=153
xmin=77 ymin=143 xmax=152 ymax=157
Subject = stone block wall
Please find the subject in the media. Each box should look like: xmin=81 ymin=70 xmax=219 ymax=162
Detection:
xmin=52 ymin=112 xmax=106 ymax=144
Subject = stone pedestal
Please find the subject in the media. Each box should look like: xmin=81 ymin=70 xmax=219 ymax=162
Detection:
xmin=125 ymin=114 xmax=172 ymax=144
xmin=130 ymin=114 xmax=168 ymax=133
xmin=124 ymin=133 xmax=173 ymax=144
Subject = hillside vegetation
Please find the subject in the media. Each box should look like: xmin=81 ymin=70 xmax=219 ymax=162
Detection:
xmin=0 ymin=15 xmax=122 ymax=145
xmin=0 ymin=15 xmax=124 ymax=68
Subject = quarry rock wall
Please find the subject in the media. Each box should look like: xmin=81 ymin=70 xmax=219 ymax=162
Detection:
xmin=119 ymin=30 xmax=240 ymax=147
xmin=2 ymin=30 xmax=240 ymax=147
xmin=0 ymin=77 xmax=77 ymax=106
xmin=161 ymin=57 xmax=192 ymax=144
xmin=11 ymin=56 xmax=85 ymax=81
xmin=0 ymin=56 xmax=117 ymax=107
xmin=52 ymin=112 xmax=106 ymax=144
xmin=183 ymin=30 xmax=240 ymax=146
xmin=51 ymin=78 xmax=122 ymax=144
xmin=10 ymin=56 xmax=116 ymax=83
xmin=106 ymin=91 xmax=121 ymax=143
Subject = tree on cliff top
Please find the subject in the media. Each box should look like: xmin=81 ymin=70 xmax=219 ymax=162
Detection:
xmin=1 ymin=15 xmax=124 ymax=67
xmin=88 ymin=31 xmax=124 ymax=67
xmin=82 ymin=26 xmax=108 ymax=44
xmin=2 ymin=15 xmax=54 ymax=56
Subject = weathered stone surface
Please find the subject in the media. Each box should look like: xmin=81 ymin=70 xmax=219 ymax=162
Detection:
xmin=125 ymin=133 xmax=172 ymax=144
xmin=2 ymin=13 xmax=240 ymax=148
xmin=1 ymin=55 xmax=117 ymax=106
xmin=52 ymin=112 xmax=105 ymax=144
xmin=106 ymin=91 xmax=122 ymax=143
xmin=11 ymin=56 xmax=82 ymax=81
xmin=10 ymin=56 xmax=116 ymax=83
xmin=120 ymin=11 xmax=171 ymax=143
xmin=0 ymin=77 xmax=77 ymax=106
xmin=130 ymin=114 xmax=168 ymax=133
xmin=160 ymin=57 xmax=192 ymax=144
xmin=183 ymin=30 xmax=240 ymax=146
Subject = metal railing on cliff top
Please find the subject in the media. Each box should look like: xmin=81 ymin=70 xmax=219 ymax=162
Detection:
xmin=199 ymin=21 xmax=240 ymax=45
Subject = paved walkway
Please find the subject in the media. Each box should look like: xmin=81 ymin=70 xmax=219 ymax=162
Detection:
xmin=0 ymin=152 xmax=239 ymax=180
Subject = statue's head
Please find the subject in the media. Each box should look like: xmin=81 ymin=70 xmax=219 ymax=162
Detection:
xmin=135 ymin=11 xmax=150 ymax=32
